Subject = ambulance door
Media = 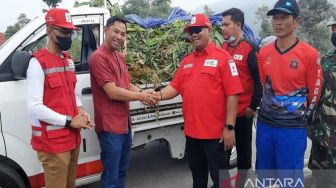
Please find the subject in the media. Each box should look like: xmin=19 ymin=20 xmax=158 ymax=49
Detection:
xmin=71 ymin=14 xmax=104 ymax=173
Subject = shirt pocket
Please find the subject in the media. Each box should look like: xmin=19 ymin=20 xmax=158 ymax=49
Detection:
xmin=198 ymin=67 xmax=218 ymax=88
xmin=47 ymin=74 xmax=63 ymax=88
xmin=46 ymin=74 xmax=64 ymax=101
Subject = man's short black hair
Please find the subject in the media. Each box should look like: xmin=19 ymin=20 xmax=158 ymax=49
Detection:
xmin=222 ymin=8 xmax=245 ymax=30
xmin=106 ymin=16 xmax=127 ymax=29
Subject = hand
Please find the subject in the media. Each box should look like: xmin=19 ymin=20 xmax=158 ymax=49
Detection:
xmin=77 ymin=107 xmax=95 ymax=129
xmin=139 ymin=89 xmax=157 ymax=106
xmin=70 ymin=114 xmax=94 ymax=129
xmin=149 ymin=91 xmax=162 ymax=101
xmin=219 ymin=128 xmax=235 ymax=150
xmin=244 ymin=107 xmax=255 ymax=118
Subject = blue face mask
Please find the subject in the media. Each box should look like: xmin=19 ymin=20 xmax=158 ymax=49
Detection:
xmin=331 ymin=33 xmax=336 ymax=47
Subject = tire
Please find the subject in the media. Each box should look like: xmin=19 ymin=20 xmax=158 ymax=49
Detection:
xmin=0 ymin=163 xmax=26 ymax=188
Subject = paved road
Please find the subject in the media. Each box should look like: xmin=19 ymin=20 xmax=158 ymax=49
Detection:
xmin=80 ymin=127 xmax=315 ymax=188
xmin=80 ymin=141 xmax=208 ymax=188
xmin=80 ymin=129 xmax=250 ymax=188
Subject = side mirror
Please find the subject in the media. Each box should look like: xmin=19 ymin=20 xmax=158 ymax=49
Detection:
xmin=11 ymin=51 xmax=31 ymax=80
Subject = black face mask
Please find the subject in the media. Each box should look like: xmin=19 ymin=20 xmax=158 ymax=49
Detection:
xmin=55 ymin=35 xmax=72 ymax=51
xmin=331 ymin=33 xmax=336 ymax=47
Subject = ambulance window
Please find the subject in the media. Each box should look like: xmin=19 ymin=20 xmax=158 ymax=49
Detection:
xmin=30 ymin=37 xmax=47 ymax=53
xmin=68 ymin=28 xmax=83 ymax=63
xmin=75 ymin=24 xmax=99 ymax=73
xmin=24 ymin=27 xmax=83 ymax=62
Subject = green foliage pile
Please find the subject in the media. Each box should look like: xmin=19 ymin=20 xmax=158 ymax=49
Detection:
xmin=124 ymin=22 xmax=224 ymax=86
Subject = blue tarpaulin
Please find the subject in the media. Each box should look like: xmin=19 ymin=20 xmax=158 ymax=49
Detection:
xmin=125 ymin=7 xmax=261 ymax=44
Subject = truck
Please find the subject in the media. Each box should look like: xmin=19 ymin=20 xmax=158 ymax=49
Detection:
xmin=0 ymin=7 xmax=238 ymax=188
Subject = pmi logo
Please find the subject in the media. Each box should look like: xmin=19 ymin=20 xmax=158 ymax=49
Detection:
xmin=221 ymin=173 xmax=239 ymax=188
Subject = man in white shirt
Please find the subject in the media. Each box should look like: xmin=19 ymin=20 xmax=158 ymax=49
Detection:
xmin=26 ymin=8 xmax=93 ymax=188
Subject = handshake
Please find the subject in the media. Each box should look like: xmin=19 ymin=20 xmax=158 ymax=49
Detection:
xmin=138 ymin=89 xmax=163 ymax=107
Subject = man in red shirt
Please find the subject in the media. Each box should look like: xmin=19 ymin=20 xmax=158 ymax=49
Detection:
xmin=151 ymin=14 xmax=243 ymax=188
xmin=88 ymin=16 xmax=156 ymax=188
xmin=257 ymin=0 xmax=322 ymax=186
xmin=221 ymin=8 xmax=263 ymax=188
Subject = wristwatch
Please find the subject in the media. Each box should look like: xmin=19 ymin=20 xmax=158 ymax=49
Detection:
xmin=225 ymin=124 xmax=235 ymax=131
xmin=65 ymin=115 xmax=72 ymax=128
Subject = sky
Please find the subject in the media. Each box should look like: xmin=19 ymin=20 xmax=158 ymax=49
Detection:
xmin=0 ymin=0 xmax=225 ymax=33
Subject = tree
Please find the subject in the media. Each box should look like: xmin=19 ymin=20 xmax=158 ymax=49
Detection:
xmin=255 ymin=5 xmax=272 ymax=38
xmin=298 ymin=0 xmax=336 ymax=54
xmin=122 ymin=0 xmax=150 ymax=17
xmin=121 ymin=0 xmax=171 ymax=18
xmin=89 ymin=0 xmax=105 ymax=7
xmin=5 ymin=14 xmax=31 ymax=39
xmin=203 ymin=5 xmax=214 ymax=16
xmin=149 ymin=0 xmax=171 ymax=18
xmin=42 ymin=0 xmax=62 ymax=8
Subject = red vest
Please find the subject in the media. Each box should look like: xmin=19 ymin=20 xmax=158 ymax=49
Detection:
xmin=31 ymin=49 xmax=81 ymax=153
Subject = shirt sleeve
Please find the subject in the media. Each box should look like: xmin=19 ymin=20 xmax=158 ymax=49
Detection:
xmin=75 ymin=86 xmax=83 ymax=107
xmin=220 ymin=58 xmax=243 ymax=96
xmin=89 ymin=53 xmax=117 ymax=88
xmin=258 ymin=50 xmax=266 ymax=85
xmin=27 ymin=58 xmax=66 ymax=126
xmin=306 ymin=52 xmax=322 ymax=113
xmin=247 ymin=45 xmax=263 ymax=110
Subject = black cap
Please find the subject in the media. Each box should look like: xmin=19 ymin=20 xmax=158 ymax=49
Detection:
xmin=267 ymin=0 xmax=299 ymax=16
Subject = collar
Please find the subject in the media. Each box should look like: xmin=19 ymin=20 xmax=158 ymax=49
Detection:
xmin=194 ymin=42 xmax=216 ymax=56
xmin=43 ymin=48 xmax=65 ymax=59
xmin=228 ymin=36 xmax=245 ymax=48
xmin=101 ymin=43 xmax=117 ymax=54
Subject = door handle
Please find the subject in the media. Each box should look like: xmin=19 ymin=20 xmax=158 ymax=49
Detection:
xmin=82 ymin=87 xmax=92 ymax=94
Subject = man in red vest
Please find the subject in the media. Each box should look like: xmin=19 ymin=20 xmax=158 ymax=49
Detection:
xmin=27 ymin=8 xmax=93 ymax=188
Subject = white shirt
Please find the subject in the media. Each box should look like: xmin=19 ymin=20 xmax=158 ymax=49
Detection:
xmin=27 ymin=57 xmax=83 ymax=127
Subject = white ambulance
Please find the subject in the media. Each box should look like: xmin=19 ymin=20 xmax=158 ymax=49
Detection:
xmin=0 ymin=7 xmax=238 ymax=188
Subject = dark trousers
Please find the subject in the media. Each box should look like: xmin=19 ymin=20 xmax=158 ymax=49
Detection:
xmin=234 ymin=116 xmax=253 ymax=187
xmin=186 ymin=136 xmax=231 ymax=188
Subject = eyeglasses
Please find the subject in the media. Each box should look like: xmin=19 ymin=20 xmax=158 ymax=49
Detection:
xmin=188 ymin=27 xmax=205 ymax=35
xmin=50 ymin=27 xmax=74 ymax=36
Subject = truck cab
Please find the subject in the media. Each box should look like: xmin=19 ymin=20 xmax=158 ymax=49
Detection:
xmin=0 ymin=7 xmax=236 ymax=188
xmin=0 ymin=7 xmax=186 ymax=188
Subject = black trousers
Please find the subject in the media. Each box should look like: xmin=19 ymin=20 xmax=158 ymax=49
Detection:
xmin=234 ymin=116 xmax=253 ymax=188
xmin=186 ymin=136 xmax=231 ymax=188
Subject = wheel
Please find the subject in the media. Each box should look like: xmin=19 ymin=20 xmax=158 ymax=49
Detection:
xmin=0 ymin=163 xmax=26 ymax=188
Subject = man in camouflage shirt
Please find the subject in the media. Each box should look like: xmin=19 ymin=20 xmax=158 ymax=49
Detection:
xmin=308 ymin=21 xmax=336 ymax=188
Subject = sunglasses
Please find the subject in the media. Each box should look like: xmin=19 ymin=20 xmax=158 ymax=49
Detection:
xmin=188 ymin=26 xmax=205 ymax=35
xmin=50 ymin=27 xmax=74 ymax=36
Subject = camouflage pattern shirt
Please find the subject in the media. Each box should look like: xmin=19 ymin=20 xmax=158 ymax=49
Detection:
xmin=308 ymin=49 xmax=336 ymax=149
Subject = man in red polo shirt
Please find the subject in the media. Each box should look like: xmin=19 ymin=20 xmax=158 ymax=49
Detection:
xmin=221 ymin=8 xmax=263 ymax=188
xmin=151 ymin=14 xmax=243 ymax=188
xmin=88 ymin=16 xmax=156 ymax=188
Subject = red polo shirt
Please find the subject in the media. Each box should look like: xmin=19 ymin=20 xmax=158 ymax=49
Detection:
xmin=170 ymin=43 xmax=243 ymax=139
xmin=222 ymin=39 xmax=262 ymax=116
xmin=89 ymin=44 xmax=131 ymax=134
